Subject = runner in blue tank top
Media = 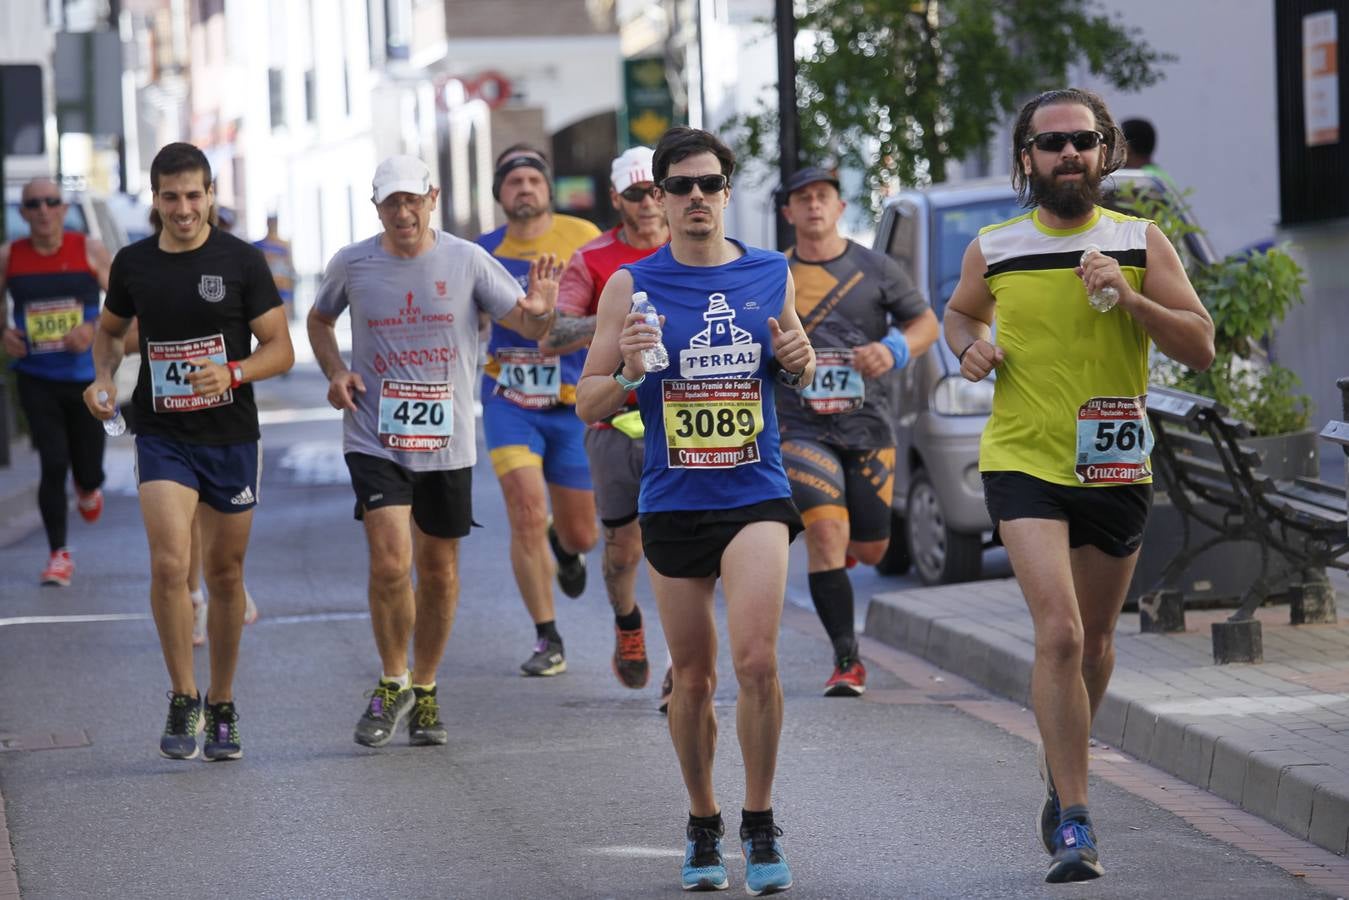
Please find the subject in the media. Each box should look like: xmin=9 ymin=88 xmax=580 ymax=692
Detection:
xmin=577 ymin=127 xmax=815 ymax=896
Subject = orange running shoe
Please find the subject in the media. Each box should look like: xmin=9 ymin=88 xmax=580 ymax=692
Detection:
xmin=75 ymin=486 xmax=104 ymax=523
xmin=613 ymin=625 xmax=650 ymax=689
xmin=41 ymin=549 xmax=74 ymax=587
xmin=823 ymin=657 xmax=867 ymax=697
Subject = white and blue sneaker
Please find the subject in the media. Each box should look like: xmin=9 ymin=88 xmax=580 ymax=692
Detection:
xmin=1046 ymin=818 xmax=1104 ymax=883
xmin=740 ymin=822 xmax=792 ymax=896
xmin=682 ymin=823 xmax=729 ymax=891
xmin=1037 ymin=744 xmax=1061 ymax=854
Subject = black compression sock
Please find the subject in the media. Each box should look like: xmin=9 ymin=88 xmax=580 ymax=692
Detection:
xmin=740 ymin=807 xmax=774 ymax=831
xmin=808 ymin=568 xmax=857 ymax=660
xmin=688 ymin=811 xmax=723 ymax=833
xmin=615 ymin=607 xmax=642 ymax=631
xmin=535 ymin=620 xmax=562 ymax=643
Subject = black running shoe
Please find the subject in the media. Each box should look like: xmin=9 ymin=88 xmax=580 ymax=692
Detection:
xmin=548 ymin=522 xmax=587 ymax=598
xmin=521 ymin=637 xmax=567 ymax=677
xmin=354 ymin=680 xmax=414 ymax=747
xmin=1037 ymin=744 xmax=1061 ymax=854
xmin=613 ymin=624 xmax=650 ymax=689
xmin=159 ymin=691 xmax=202 ymax=760
xmin=408 ymin=686 xmax=448 ymax=746
xmin=203 ymin=699 xmax=243 ymax=761
xmin=658 ymin=666 xmax=674 ymax=715
xmin=1046 ymin=819 xmax=1104 ymax=883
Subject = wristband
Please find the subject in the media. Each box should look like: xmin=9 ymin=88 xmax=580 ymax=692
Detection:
xmin=957 ymin=342 xmax=976 ymax=365
xmin=227 ymin=360 xmax=244 ymax=389
xmin=880 ymin=328 xmax=910 ymax=370
xmin=613 ymin=360 xmax=645 ymax=390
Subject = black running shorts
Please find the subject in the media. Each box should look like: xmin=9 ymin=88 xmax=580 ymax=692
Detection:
xmin=639 ymin=498 xmax=804 ymax=579
xmin=981 ymin=470 xmax=1152 ymax=558
xmin=781 ymin=439 xmax=894 ymax=542
xmin=344 ymin=453 xmax=474 ymax=539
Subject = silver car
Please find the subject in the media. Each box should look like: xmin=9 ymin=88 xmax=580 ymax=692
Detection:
xmin=872 ymin=170 xmax=1215 ymax=585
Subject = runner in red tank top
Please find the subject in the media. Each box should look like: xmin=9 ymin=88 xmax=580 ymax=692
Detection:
xmin=541 ymin=147 xmax=671 ymax=700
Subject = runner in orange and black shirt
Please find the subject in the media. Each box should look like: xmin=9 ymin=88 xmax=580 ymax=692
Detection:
xmin=775 ymin=166 xmax=939 ymax=696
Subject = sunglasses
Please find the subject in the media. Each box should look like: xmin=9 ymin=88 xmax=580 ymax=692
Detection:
xmin=659 ymin=174 xmax=728 ymax=195
xmin=22 ymin=197 xmax=63 ymax=209
xmin=1025 ymin=130 xmax=1104 ymax=153
xmin=619 ymin=184 xmax=657 ymax=202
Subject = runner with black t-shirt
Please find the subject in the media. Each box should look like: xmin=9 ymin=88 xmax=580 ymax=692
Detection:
xmin=84 ymin=143 xmax=295 ymax=762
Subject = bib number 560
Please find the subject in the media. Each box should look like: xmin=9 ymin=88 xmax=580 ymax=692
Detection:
xmin=1093 ymin=420 xmax=1142 ymax=452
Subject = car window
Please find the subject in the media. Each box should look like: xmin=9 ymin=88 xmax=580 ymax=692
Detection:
xmin=5 ymin=202 xmax=89 ymax=241
xmin=931 ymin=197 xmax=1024 ymax=317
xmin=884 ymin=202 xmax=920 ymax=281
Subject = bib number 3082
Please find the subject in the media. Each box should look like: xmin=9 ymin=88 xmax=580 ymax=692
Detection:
xmin=1074 ymin=395 xmax=1153 ymax=484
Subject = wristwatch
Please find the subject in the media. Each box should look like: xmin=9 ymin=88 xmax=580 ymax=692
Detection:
xmin=613 ymin=360 xmax=645 ymax=390
xmin=227 ymin=361 xmax=245 ymax=389
xmin=776 ymin=366 xmax=804 ymax=387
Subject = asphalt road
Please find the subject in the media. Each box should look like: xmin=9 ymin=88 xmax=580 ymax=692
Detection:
xmin=0 ymin=364 xmax=1328 ymax=898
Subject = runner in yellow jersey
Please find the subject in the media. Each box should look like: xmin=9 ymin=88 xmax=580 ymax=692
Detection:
xmin=943 ymin=88 xmax=1214 ymax=885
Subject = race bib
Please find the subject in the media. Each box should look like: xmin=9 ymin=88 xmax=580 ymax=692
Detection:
xmin=801 ymin=348 xmax=864 ymax=415
xmin=662 ymin=378 xmax=764 ymax=469
xmin=24 ymin=298 xmax=83 ymax=353
xmin=494 ymin=347 xmax=561 ymax=410
xmin=147 ymin=334 xmax=232 ymax=413
xmin=378 ymin=379 xmax=452 ymax=452
xmin=1075 ymin=395 xmax=1153 ymax=484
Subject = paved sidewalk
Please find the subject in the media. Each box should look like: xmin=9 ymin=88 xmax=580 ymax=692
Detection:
xmin=0 ymin=440 xmax=39 ymax=549
xmin=865 ymin=570 xmax=1349 ymax=859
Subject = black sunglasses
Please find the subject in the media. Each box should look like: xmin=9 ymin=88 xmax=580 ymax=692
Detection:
xmin=619 ymin=184 xmax=657 ymax=202
xmin=1025 ymin=130 xmax=1105 ymax=153
xmin=22 ymin=197 xmax=63 ymax=209
xmin=659 ymin=174 xmax=728 ymax=195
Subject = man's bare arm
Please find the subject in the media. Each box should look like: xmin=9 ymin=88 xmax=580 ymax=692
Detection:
xmin=539 ymin=313 xmax=597 ymax=355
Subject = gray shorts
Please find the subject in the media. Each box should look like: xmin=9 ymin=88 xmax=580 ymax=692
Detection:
xmin=584 ymin=426 xmax=643 ymax=527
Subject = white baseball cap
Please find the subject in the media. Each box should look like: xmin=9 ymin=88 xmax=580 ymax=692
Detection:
xmin=611 ymin=146 xmax=655 ymax=192
xmin=372 ymin=155 xmax=432 ymax=204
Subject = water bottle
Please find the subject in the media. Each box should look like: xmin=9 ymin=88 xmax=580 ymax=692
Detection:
xmin=1080 ymin=244 xmax=1120 ymax=313
xmin=631 ymin=291 xmax=669 ymax=373
xmin=96 ymin=390 xmax=127 ymax=437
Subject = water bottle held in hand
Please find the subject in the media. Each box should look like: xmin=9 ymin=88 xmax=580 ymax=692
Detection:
xmin=1080 ymin=244 xmax=1119 ymax=313
xmin=631 ymin=291 xmax=669 ymax=373
xmin=96 ymin=390 xmax=127 ymax=437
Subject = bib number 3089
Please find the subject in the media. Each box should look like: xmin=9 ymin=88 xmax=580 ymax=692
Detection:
xmin=1074 ymin=395 xmax=1153 ymax=484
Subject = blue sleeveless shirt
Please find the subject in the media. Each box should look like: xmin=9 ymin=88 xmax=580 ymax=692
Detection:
xmin=624 ymin=241 xmax=792 ymax=513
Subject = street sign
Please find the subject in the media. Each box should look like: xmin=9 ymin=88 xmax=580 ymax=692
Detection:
xmin=623 ymin=57 xmax=677 ymax=149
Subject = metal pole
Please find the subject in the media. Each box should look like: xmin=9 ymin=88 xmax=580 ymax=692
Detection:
xmin=774 ymin=0 xmax=798 ymax=252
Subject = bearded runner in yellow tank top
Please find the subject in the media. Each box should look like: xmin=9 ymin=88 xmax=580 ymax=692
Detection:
xmin=977 ymin=206 xmax=1152 ymax=487
xmin=943 ymin=88 xmax=1214 ymax=887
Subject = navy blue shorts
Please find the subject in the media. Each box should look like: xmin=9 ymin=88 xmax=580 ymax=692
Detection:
xmin=134 ymin=434 xmax=261 ymax=513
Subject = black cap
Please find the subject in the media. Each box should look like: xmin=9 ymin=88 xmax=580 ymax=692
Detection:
xmin=776 ymin=166 xmax=840 ymax=206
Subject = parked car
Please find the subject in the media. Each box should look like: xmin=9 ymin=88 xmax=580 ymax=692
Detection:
xmin=872 ymin=169 xmax=1217 ymax=585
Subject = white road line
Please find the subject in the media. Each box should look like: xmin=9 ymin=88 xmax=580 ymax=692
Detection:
xmin=586 ymin=847 xmax=685 ymax=859
xmin=0 ymin=613 xmax=149 ymax=627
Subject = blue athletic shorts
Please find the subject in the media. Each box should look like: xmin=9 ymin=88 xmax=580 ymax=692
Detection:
xmin=134 ymin=434 xmax=261 ymax=513
xmin=481 ymin=391 xmax=592 ymax=490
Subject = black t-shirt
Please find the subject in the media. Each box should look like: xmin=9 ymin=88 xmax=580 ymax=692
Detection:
xmin=104 ymin=228 xmax=282 ymax=444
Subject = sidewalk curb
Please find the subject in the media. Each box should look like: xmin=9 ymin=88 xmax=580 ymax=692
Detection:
xmin=864 ymin=581 xmax=1349 ymax=858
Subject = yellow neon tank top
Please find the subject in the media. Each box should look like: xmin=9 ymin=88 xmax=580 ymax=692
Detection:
xmin=978 ymin=206 xmax=1153 ymax=487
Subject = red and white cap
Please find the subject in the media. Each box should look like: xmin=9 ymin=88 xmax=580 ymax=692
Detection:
xmin=611 ymin=146 xmax=655 ymax=192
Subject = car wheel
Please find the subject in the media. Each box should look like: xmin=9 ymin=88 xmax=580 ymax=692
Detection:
xmin=905 ymin=469 xmax=983 ymax=585
xmin=873 ymin=510 xmax=912 ymax=576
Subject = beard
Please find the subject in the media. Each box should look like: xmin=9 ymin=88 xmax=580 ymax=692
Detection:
xmin=1029 ymin=162 xmax=1102 ymax=219
xmin=506 ymin=196 xmax=546 ymax=222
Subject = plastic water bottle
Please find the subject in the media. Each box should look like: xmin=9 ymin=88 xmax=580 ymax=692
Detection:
xmin=631 ymin=292 xmax=669 ymax=373
xmin=96 ymin=390 xmax=127 ymax=437
xmin=1080 ymin=244 xmax=1119 ymax=313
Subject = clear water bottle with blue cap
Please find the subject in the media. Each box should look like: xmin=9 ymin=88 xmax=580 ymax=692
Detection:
xmin=631 ymin=291 xmax=669 ymax=372
xmin=96 ymin=390 xmax=127 ymax=436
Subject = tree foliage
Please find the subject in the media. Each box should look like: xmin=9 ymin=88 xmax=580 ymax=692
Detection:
xmin=730 ymin=0 xmax=1173 ymax=205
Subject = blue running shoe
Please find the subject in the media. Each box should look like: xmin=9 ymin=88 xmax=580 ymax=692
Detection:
xmin=203 ymin=699 xmax=242 ymax=761
xmin=1037 ymin=744 xmax=1060 ymax=854
xmin=159 ymin=691 xmax=202 ymax=760
xmin=740 ymin=823 xmax=792 ymax=896
xmin=1046 ymin=819 xmax=1104 ymax=883
xmin=682 ymin=824 xmax=729 ymax=891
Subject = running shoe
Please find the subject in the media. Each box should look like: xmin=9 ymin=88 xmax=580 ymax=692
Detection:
xmin=243 ymin=586 xmax=259 ymax=625
xmin=354 ymin=680 xmax=414 ymax=747
xmin=547 ymin=521 xmax=587 ymax=598
xmin=191 ymin=592 xmax=208 ymax=647
xmin=521 ymin=637 xmax=566 ymax=677
xmin=40 ymin=549 xmax=73 ymax=587
xmin=682 ymin=823 xmax=729 ymax=891
xmin=823 ymin=656 xmax=867 ymax=697
xmin=1037 ymin=743 xmax=1061 ymax=855
xmin=75 ymin=486 xmax=103 ymax=523
xmin=160 ymin=691 xmax=203 ymax=760
xmin=613 ymin=625 xmax=650 ymax=689
xmin=659 ymin=666 xmax=674 ymax=715
xmin=203 ymin=699 xmax=243 ymax=761
xmin=740 ymin=822 xmax=792 ymax=896
xmin=1046 ymin=818 xmax=1104 ymax=883
xmin=408 ymin=685 xmax=449 ymax=746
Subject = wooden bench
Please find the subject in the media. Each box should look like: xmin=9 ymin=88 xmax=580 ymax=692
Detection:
xmin=1139 ymin=384 xmax=1349 ymax=663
